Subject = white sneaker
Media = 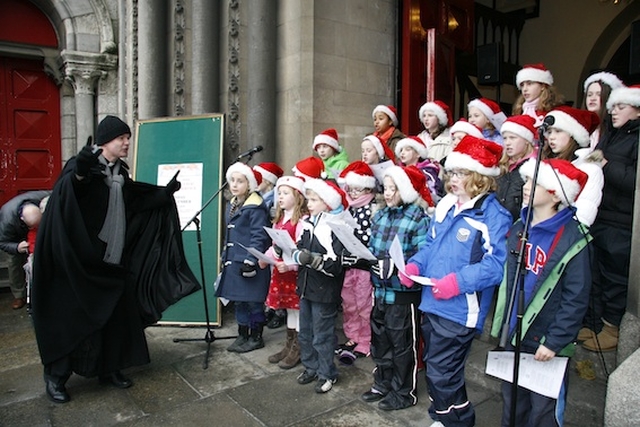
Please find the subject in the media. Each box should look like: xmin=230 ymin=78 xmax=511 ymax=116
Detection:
xmin=314 ymin=378 xmax=336 ymax=393
xmin=429 ymin=422 xmax=445 ymax=427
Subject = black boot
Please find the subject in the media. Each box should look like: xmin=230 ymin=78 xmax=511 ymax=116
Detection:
xmin=266 ymin=310 xmax=286 ymax=329
xmin=227 ymin=325 xmax=249 ymax=352
xmin=237 ymin=324 xmax=265 ymax=353
xmin=45 ymin=376 xmax=70 ymax=403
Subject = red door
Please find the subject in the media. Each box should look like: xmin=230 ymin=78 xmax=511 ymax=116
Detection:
xmin=0 ymin=57 xmax=61 ymax=205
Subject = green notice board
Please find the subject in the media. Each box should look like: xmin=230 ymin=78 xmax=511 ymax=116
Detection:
xmin=132 ymin=114 xmax=224 ymax=326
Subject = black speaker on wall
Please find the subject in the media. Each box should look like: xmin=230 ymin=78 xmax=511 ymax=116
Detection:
xmin=630 ymin=20 xmax=640 ymax=75
xmin=477 ymin=43 xmax=503 ymax=85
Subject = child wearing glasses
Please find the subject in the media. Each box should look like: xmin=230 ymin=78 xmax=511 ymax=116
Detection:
xmin=401 ymin=135 xmax=510 ymax=427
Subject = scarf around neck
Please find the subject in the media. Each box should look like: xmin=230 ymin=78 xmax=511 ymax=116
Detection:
xmin=97 ymin=156 xmax=126 ymax=264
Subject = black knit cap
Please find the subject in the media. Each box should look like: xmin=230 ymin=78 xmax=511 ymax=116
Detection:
xmin=96 ymin=115 xmax=131 ymax=145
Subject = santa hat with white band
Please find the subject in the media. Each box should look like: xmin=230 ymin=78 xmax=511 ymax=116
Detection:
xmin=303 ymin=178 xmax=348 ymax=210
xmin=500 ymin=115 xmax=537 ymax=145
xmin=384 ymin=165 xmax=433 ymax=205
xmin=450 ymin=119 xmax=484 ymax=139
xmin=313 ymin=128 xmax=342 ymax=152
xmin=395 ymin=136 xmax=429 ymax=159
xmin=276 ymin=176 xmax=305 ymax=195
xmin=419 ymin=100 xmax=453 ymax=127
xmin=516 ymin=63 xmax=554 ymax=87
xmin=226 ymin=162 xmax=263 ymax=192
xmin=372 ymin=105 xmax=399 ymax=127
xmin=544 ymin=106 xmax=600 ymax=148
xmin=253 ymin=162 xmax=283 ymax=185
xmin=583 ymin=71 xmax=624 ymax=92
xmin=468 ymin=98 xmax=507 ymax=129
xmin=519 ymin=158 xmax=588 ymax=207
xmin=445 ymin=135 xmax=503 ymax=177
xmin=606 ymin=84 xmax=640 ymax=110
xmin=339 ymin=161 xmax=377 ymax=189
xmin=362 ymin=135 xmax=396 ymax=162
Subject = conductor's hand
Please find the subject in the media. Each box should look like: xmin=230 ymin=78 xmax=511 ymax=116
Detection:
xmin=165 ymin=171 xmax=181 ymax=194
xmin=241 ymin=260 xmax=257 ymax=278
xmin=75 ymin=145 xmax=101 ymax=177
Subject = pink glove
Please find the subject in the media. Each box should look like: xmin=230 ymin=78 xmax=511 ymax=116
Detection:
xmin=399 ymin=263 xmax=420 ymax=288
xmin=431 ymin=273 xmax=460 ymax=300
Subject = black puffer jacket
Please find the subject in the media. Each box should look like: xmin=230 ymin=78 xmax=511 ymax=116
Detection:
xmin=594 ymin=119 xmax=639 ymax=229
xmin=495 ymin=160 xmax=529 ymax=223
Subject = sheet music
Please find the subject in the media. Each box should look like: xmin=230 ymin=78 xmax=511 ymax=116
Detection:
xmin=238 ymin=243 xmax=276 ymax=265
xmin=389 ymin=235 xmax=433 ymax=286
xmin=326 ymin=221 xmax=376 ymax=261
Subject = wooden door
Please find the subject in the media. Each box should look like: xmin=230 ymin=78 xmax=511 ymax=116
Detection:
xmin=0 ymin=57 xmax=61 ymax=205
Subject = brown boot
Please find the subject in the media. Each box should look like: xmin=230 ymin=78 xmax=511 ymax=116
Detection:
xmin=268 ymin=328 xmax=294 ymax=363
xmin=278 ymin=330 xmax=300 ymax=369
xmin=577 ymin=327 xmax=596 ymax=342
xmin=582 ymin=323 xmax=619 ymax=352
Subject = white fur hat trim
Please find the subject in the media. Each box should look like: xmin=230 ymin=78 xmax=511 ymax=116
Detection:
xmin=394 ymin=137 xmax=428 ymax=159
xmin=419 ymin=102 xmax=447 ymax=126
xmin=583 ymin=72 xmax=624 ymax=92
xmin=606 ymin=86 xmax=640 ymax=110
xmin=445 ymin=151 xmax=500 ymax=177
xmin=226 ymin=162 xmax=259 ymax=192
xmin=546 ymin=109 xmax=590 ymax=148
xmin=384 ymin=165 xmax=419 ymax=204
xmin=344 ymin=171 xmax=377 ymax=189
xmin=303 ymin=179 xmax=343 ymax=210
xmin=276 ymin=176 xmax=305 ymax=195
xmin=516 ymin=68 xmax=554 ymax=87
xmin=500 ymin=121 xmax=535 ymax=144
xmin=519 ymin=159 xmax=582 ymax=207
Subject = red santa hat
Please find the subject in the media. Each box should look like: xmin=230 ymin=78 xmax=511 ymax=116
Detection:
xmin=303 ymin=178 xmax=348 ymax=210
xmin=519 ymin=158 xmax=588 ymax=207
xmin=445 ymin=135 xmax=503 ymax=177
xmin=226 ymin=161 xmax=263 ymax=192
xmin=313 ymin=128 xmax=341 ymax=152
xmin=253 ymin=162 xmax=283 ymax=185
xmin=583 ymin=71 xmax=624 ymax=92
xmin=606 ymin=84 xmax=640 ymax=110
xmin=339 ymin=161 xmax=377 ymax=189
xmin=372 ymin=105 xmax=399 ymax=127
xmin=516 ymin=63 xmax=554 ymax=87
xmin=362 ymin=135 xmax=396 ymax=162
xmin=275 ymin=175 xmax=305 ymax=195
xmin=500 ymin=115 xmax=537 ymax=145
xmin=419 ymin=100 xmax=453 ymax=127
xmin=394 ymin=136 xmax=429 ymax=159
xmin=467 ymin=98 xmax=507 ymax=129
xmin=292 ymin=156 xmax=326 ymax=181
xmin=449 ymin=119 xmax=484 ymax=139
xmin=384 ymin=165 xmax=434 ymax=206
xmin=545 ymin=106 xmax=600 ymax=148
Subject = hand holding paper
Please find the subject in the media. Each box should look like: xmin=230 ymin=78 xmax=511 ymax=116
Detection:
xmin=389 ymin=235 xmax=433 ymax=286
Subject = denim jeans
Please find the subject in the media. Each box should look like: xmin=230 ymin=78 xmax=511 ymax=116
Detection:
xmin=235 ymin=301 xmax=265 ymax=328
xmin=298 ymin=298 xmax=338 ymax=381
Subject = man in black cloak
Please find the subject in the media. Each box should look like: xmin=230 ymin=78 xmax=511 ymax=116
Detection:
xmin=31 ymin=115 xmax=200 ymax=403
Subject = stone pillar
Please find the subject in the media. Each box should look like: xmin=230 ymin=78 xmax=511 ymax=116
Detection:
xmin=60 ymin=50 xmax=117 ymax=151
xmin=191 ymin=0 xmax=220 ymax=114
xmin=246 ymin=2 xmax=277 ymax=160
xmin=138 ymin=0 xmax=168 ymax=119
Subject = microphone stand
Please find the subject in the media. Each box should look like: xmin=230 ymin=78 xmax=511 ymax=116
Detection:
xmin=497 ymin=125 xmax=547 ymax=427
xmin=173 ymin=181 xmax=236 ymax=369
xmin=172 ymin=150 xmax=259 ymax=369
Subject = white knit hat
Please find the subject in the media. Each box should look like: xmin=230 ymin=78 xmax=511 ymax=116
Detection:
xmin=583 ymin=71 xmax=624 ymax=92
xmin=519 ymin=158 xmax=588 ymax=207
xmin=226 ymin=162 xmax=263 ymax=192
xmin=303 ymin=178 xmax=347 ymax=210
xmin=372 ymin=105 xmax=399 ymax=127
xmin=275 ymin=176 xmax=305 ymax=195
xmin=313 ymin=128 xmax=341 ymax=152
xmin=606 ymin=85 xmax=640 ymax=110
xmin=516 ymin=63 xmax=554 ymax=87
xmin=394 ymin=136 xmax=429 ymax=159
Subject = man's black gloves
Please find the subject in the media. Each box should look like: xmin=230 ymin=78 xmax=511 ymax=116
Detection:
xmin=75 ymin=145 xmax=102 ymax=177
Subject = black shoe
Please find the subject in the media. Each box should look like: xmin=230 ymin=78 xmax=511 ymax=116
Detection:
xmin=377 ymin=395 xmax=412 ymax=411
xmin=46 ymin=379 xmax=70 ymax=403
xmin=99 ymin=371 xmax=132 ymax=389
xmin=297 ymin=370 xmax=318 ymax=385
xmin=266 ymin=314 xmax=286 ymax=329
xmin=361 ymin=389 xmax=385 ymax=402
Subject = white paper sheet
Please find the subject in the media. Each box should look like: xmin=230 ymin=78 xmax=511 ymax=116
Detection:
xmin=263 ymin=227 xmax=297 ymax=252
xmin=485 ymin=351 xmax=569 ymax=399
xmin=326 ymin=221 xmax=376 ymax=261
xmin=369 ymin=160 xmax=394 ymax=184
xmin=388 ymin=235 xmax=433 ymax=285
xmin=237 ymin=243 xmax=276 ymax=265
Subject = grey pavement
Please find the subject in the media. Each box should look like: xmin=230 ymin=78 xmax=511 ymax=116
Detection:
xmin=0 ymin=289 xmax=609 ymax=426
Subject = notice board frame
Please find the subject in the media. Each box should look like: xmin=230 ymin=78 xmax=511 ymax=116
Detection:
xmin=132 ymin=114 xmax=224 ymax=326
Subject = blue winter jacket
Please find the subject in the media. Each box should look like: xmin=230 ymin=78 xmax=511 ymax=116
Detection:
xmin=410 ymin=192 xmax=510 ymax=332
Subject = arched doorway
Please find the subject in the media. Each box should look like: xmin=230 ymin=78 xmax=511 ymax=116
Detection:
xmin=0 ymin=0 xmax=61 ymax=205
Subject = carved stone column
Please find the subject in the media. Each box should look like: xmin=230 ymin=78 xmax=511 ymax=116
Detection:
xmin=138 ymin=0 xmax=168 ymax=120
xmin=191 ymin=0 xmax=220 ymax=114
xmin=60 ymin=50 xmax=117 ymax=152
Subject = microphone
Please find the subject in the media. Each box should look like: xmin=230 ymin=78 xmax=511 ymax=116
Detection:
xmin=236 ymin=145 xmax=263 ymax=160
xmin=539 ymin=115 xmax=555 ymax=132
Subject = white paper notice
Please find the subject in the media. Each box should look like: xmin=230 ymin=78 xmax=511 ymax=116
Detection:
xmin=237 ymin=243 xmax=276 ymax=266
xmin=327 ymin=221 xmax=376 ymax=261
xmin=263 ymin=227 xmax=297 ymax=252
xmin=157 ymin=163 xmax=203 ymax=231
xmin=485 ymin=351 xmax=569 ymax=399
xmin=369 ymin=160 xmax=394 ymax=184
xmin=389 ymin=235 xmax=433 ymax=285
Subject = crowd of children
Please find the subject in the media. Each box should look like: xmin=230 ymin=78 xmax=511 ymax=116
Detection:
xmin=215 ymin=64 xmax=638 ymax=426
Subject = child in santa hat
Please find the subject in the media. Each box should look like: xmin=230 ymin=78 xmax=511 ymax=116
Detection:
xmin=361 ymin=134 xmax=395 ymax=166
xmin=313 ymin=128 xmax=349 ymax=179
xmin=335 ymin=161 xmax=379 ymax=364
xmin=259 ymin=176 xmax=309 ymax=369
xmin=580 ymin=85 xmax=640 ymax=353
xmin=496 ymin=114 xmax=538 ymax=222
xmin=492 ymin=158 xmax=591 ymax=427
xmin=395 ymin=136 xmax=439 ymax=204
xmin=402 ymin=135 xmax=511 ymax=427
xmin=541 ymin=105 xmax=603 ymax=226
xmin=371 ymin=104 xmax=407 ymax=154
xmin=217 ymin=162 xmax=272 ymax=353
xmin=417 ymin=100 xmax=453 ymax=163
xmin=292 ymin=179 xmax=352 ymax=394
xmin=467 ymin=97 xmax=507 ymax=146
xmin=253 ymin=162 xmax=284 ymax=220
xmin=512 ymin=63 xmax=564 ymax=126
xmin=359 ymin=165 xmax=431 ymax=411
xmin=582 ymin=71 xmax=624 ymax=150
